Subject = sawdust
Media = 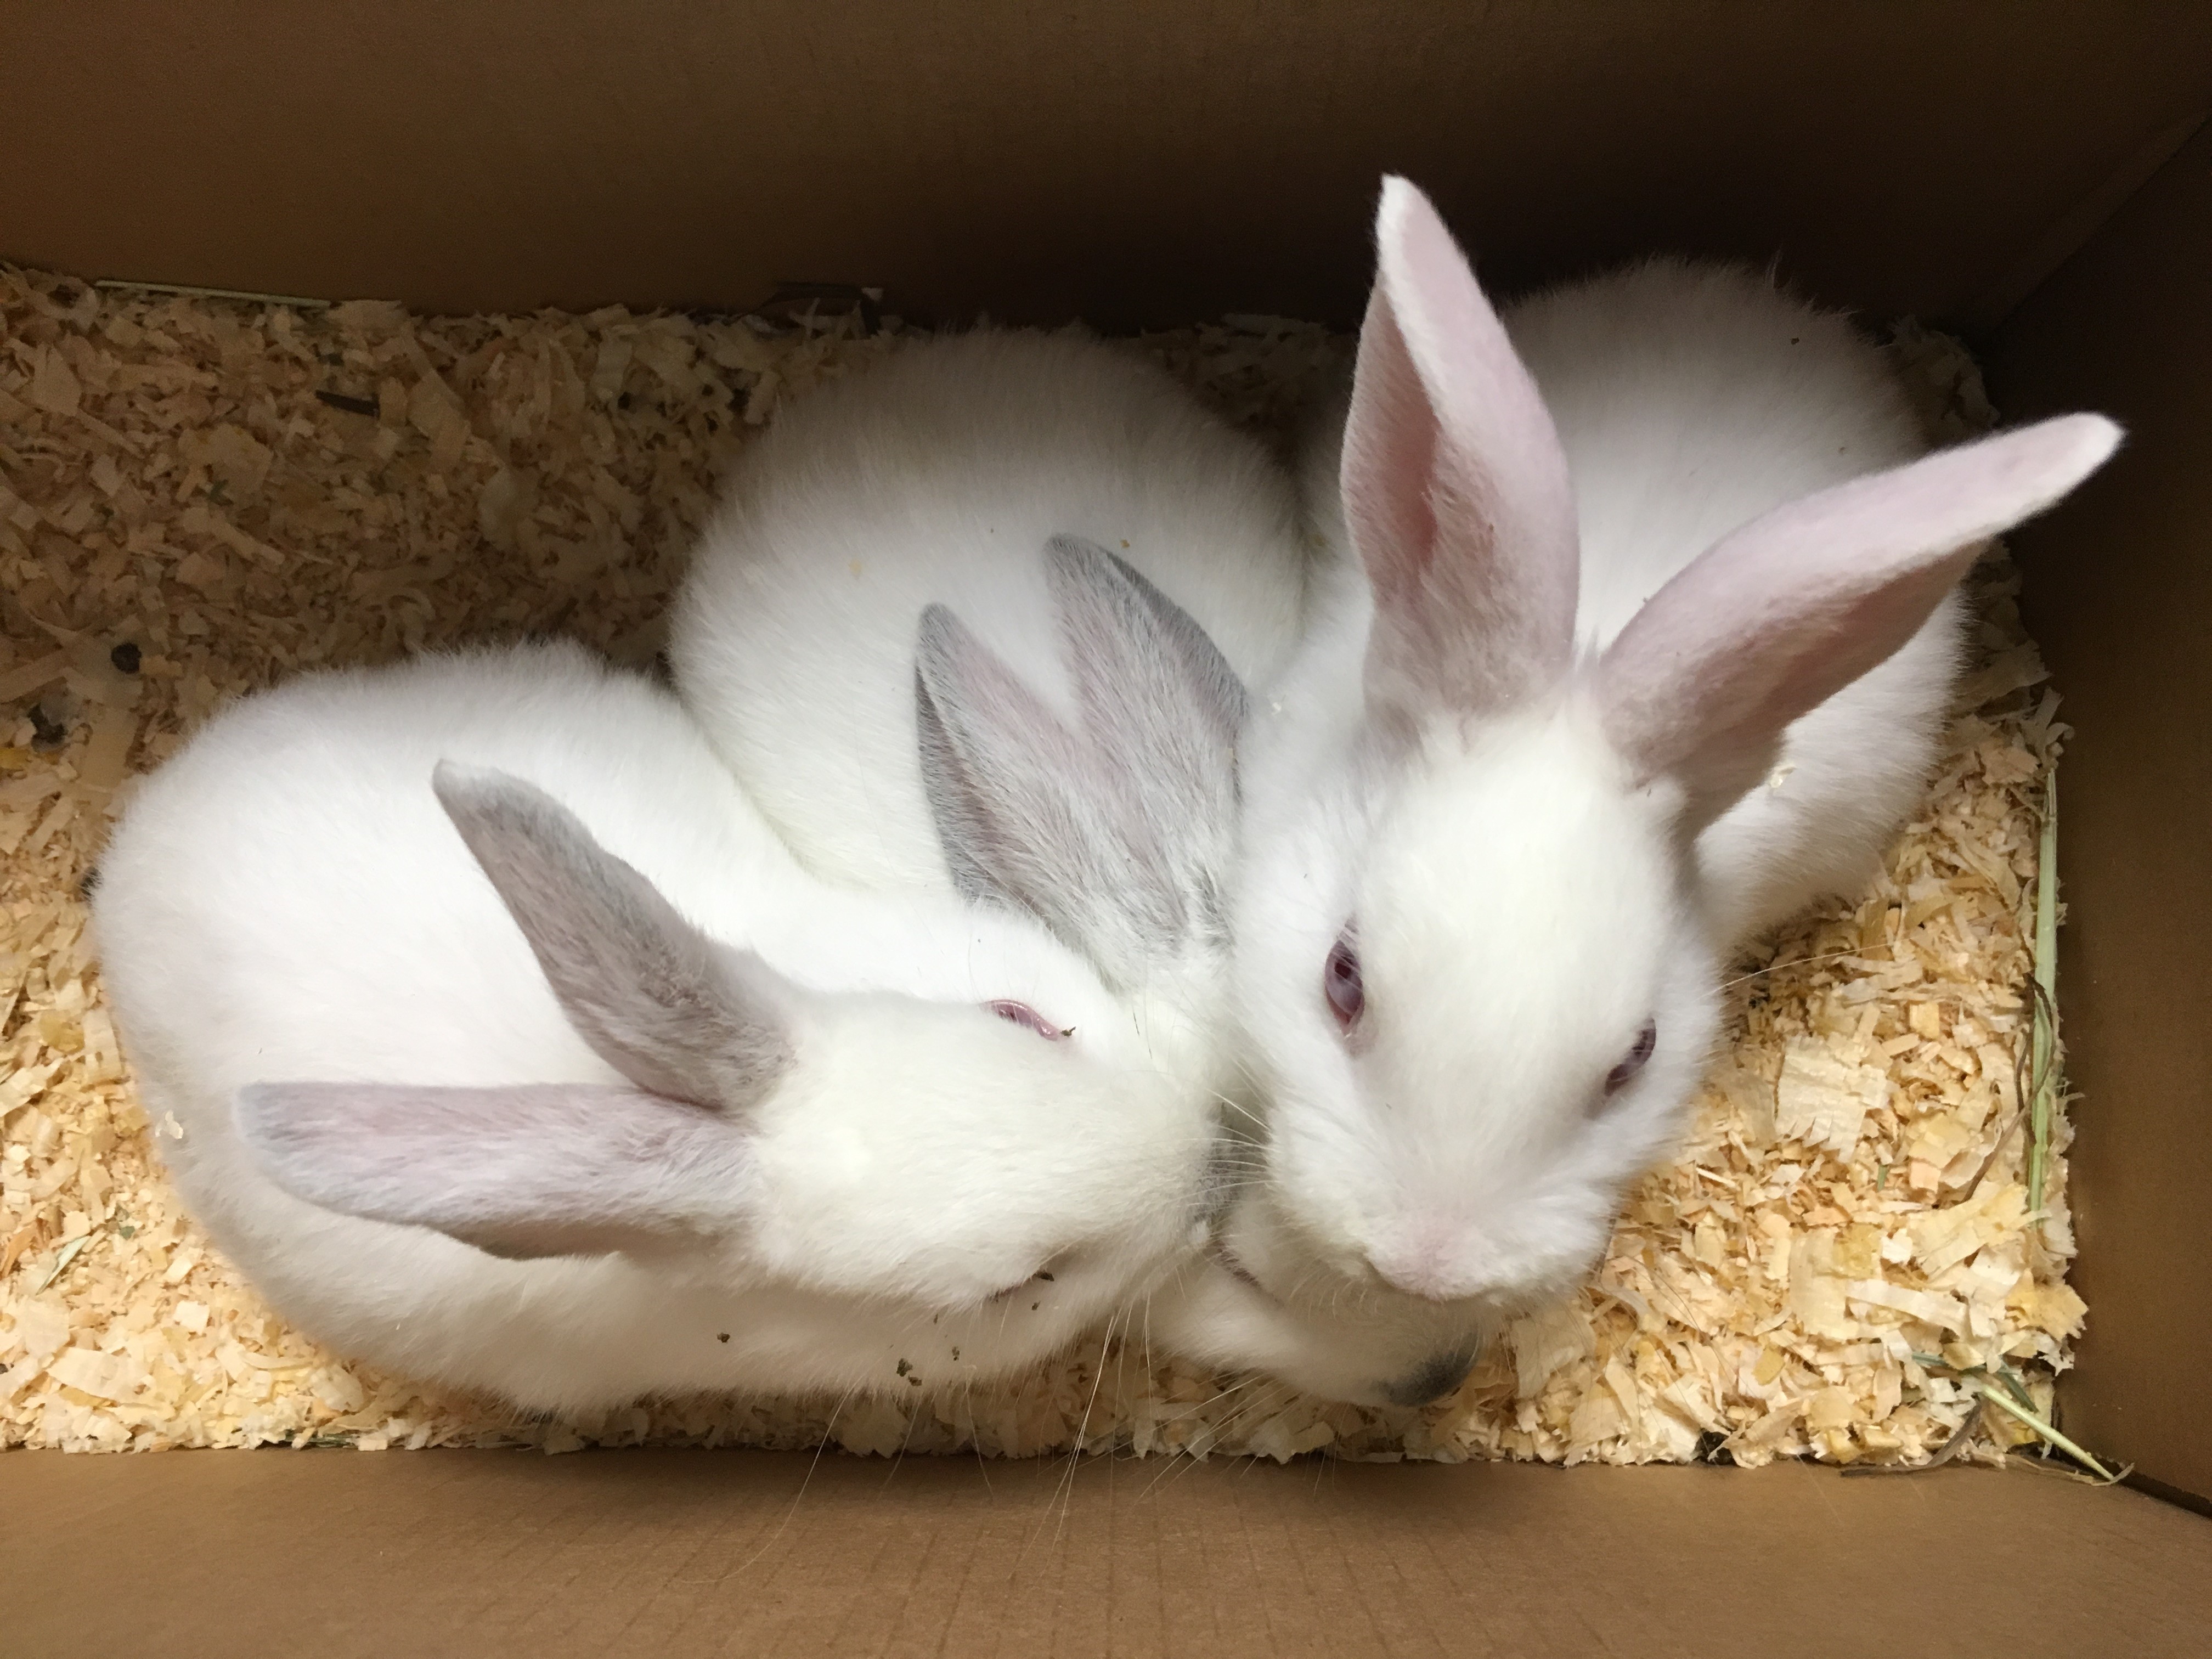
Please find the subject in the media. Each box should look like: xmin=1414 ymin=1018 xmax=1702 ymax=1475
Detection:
xmin=0 ymin=268 xmax=2079 ymax=1466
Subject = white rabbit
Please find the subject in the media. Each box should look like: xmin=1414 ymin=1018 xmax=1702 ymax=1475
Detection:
xmin=92 ymin=639 xmax=1217 ymax=1413
xmin=1184 ymin=177 xmax=2119 ymax=1379
xmin=669 ymin=329 xmax=1517 ymax=1407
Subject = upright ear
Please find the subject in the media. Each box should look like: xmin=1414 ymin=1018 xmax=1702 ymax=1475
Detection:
xmin=236 ymin=1081 xmax=754 ymax=1259
xmin=431 ymin=764 xmax=794 ymax=1114
xmin=1599 ymin=414 xmax=2122 ymax=814
xmin=915 ymin=538 xmax=1246 ymax=983
xmin=915 ymin=604 xmax=1116 ymax=930
xmin=1044 ymin=532 xmax=1247 ymax=788
xmin=1342 ymin=176 xmax=1580 ymax=723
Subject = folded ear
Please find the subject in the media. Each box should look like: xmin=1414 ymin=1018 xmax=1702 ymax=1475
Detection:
xmin=431 ymin=763 xmax=794 ymax=1115
xmin=1344 ymin=176 xmax=1579 ymax=724
xmin=236 ymin=1081 xmax=755 ymax=1259
xmin=916 ymin=539 xmax=1245 ymax=984
xmin=1599 ymin=413 xmax=2122 ymax=815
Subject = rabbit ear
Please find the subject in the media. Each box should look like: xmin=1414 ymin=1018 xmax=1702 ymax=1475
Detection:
xmin=915 ymin=603 xmax=1107 ymax=923
xmin=1342 ymin=176 xmax=1579 ymax=723
xmin=1600 ymin=414 xmax=2122 ymax=814
xmin=236 ymin=1081 xmax=754 ymax=1259
xmin=916 ymin=539 xmax=1245 ymax=984
xmin=432 ymin=763 xmax=794 ymax=1115
xmin=1044 ymin=533 xmax=1248 ymax=786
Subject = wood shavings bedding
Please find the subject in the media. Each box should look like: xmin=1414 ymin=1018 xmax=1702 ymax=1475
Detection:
xmin=0 ymin=268 xmax=2079 ymax=1467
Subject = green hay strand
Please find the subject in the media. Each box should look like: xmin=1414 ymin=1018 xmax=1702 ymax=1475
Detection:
xmin=29 ymin=1232 xmax=93 ymax=1295
xmin=1911 ymin=1353 xmax=2122 ymax=1483
xmin=2027 ymin=770 xmax=2060 ymax=1228
xmin=1974 ymin=1384 xmax=2123 ymax=1483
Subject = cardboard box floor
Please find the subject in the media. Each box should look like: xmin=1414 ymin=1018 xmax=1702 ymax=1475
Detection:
xmin=6 ymin=1450 xmax=2211 ymax=1659
xmin=0 ymin=268 xmax=2091 ymax=1474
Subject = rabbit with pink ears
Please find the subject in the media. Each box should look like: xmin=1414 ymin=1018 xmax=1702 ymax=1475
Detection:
xmin=1147 ymin=179 xmax=2119 ymax=1396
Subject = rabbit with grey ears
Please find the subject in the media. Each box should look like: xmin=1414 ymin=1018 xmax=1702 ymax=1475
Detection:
xmin=92 ymin=639 xmax=1217 ymax=1412
xmin=1156 ymin=176 xmax=2121 ymax=1392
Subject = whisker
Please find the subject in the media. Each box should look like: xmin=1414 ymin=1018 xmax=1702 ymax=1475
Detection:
xmin=728 ymin=1383 xmax=858 ymax=1578
xmin=1057 ymin=1312 xmax=1122 ymax=1531
xmin=1138 ymin=1374 xmax=1257 ymax=1501
xmin=963 ymin=1377 xmax=995 ymax=1487
xmin=1716 ymin=946 xmax=1861 ymax=992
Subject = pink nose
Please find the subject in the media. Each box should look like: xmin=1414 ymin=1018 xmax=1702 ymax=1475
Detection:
xmin=1362 ymin=1227 xmax=1486 ymax=1302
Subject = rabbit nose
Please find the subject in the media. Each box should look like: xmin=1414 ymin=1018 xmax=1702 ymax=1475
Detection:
xmin=1361 ymin=1240 xmax=1486 ymax=1303
xmin=1380 ymin=1348 xmax=1477 ymax=1407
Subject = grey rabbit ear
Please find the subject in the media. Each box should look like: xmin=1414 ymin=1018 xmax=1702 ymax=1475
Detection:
xmin=236 ymin=1081 xmax=756 ymax=1260
xmin=1043 ymin=533 xmax=1248 ymax=764
xmin=431 ymin=763 xmax=794 ymax=1115
xmin=916 ymin=603 xmax=1167 ymax=979
xmin=915 ymin=538 xmax=1246 ymax=985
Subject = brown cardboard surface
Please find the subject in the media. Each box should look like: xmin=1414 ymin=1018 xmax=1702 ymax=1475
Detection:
xmin=4 ymin=3 xmax=2209 ymax=327
xmin=4 ymin=1448 xmax=2209 ymax=1657
xmin=7 ymin=6 xmax=2212 ymax=1636
xmin=1984 ymin=124 xmax=2212 ymax=1507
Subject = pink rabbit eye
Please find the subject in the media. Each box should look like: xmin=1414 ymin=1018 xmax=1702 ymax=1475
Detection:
xmin=1605 ymin=1020 xmax=1658 ymax=1094
xmin=988 ymin=1000 xmax=1070 ymax=1041
xmin=1323 ymin=930 xmax=1364 ymax=1029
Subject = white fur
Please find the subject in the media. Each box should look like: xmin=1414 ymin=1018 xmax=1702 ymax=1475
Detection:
xmin=94 ymin=640 xmax=1215 ymax=1412
xmin=1506 ymin=259 xmax=1966 ymax=945
xmin=1172 ymin=182 xmax=2115 ymax=1400
xmin=1246 ymin=708 xmax=1711 ymax=1288
xmin=670 ymin=331 xmax=1516 ymax=1405
xmin=670 ymin=328 xmax=1308 ymax=893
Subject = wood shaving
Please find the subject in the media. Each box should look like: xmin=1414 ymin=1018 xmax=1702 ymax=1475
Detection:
xmin=0 ymin=270 xmax=2076 ymax=1466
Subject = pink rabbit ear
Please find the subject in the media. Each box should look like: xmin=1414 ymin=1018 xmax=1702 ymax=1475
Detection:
xmin=1343 ymin=176 xmax=1580 ymax=721
xmin=1600 ymin=413 xmax=2122 ymax=813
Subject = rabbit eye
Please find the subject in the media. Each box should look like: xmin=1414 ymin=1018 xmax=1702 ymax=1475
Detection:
xmin=1605 ymin=1020 xmax=1658 ymax=1094
xmin=988 ymin=1000 xmax=1070 ymax=1041
xmin=1323 ymin=929 xmax=1364 ymax=1029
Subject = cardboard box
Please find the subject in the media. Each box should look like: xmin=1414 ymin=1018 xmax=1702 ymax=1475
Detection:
xmin=3 ymin=4 xmax=2208 ymax=1652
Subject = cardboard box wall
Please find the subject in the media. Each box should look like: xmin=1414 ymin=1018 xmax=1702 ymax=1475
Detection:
xmin=3 ymin=3 xmax=2209 ymax=1652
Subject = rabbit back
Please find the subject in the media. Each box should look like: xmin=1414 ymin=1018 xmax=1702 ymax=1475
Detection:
xmin=672 ymin=329 xmax=1309 ymax=893
xmin=1504 ymin=259 xmax=1967 ymax=943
